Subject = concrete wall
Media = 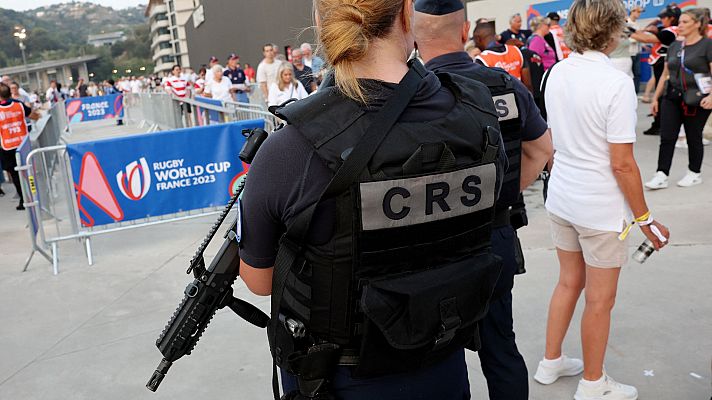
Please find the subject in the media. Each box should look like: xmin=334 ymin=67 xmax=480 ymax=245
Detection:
xmin=184 ymin=0 xmax=315 ymax=69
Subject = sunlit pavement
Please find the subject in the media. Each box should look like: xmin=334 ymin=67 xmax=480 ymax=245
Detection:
xmin=0 ymin=104 xmax=710 ymax=399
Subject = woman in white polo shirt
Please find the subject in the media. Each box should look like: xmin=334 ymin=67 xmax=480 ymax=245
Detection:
xmin=533 ymin=0 xmax=670 ymax=399
xmin=203 ymin=64 xmax=233 ymax=103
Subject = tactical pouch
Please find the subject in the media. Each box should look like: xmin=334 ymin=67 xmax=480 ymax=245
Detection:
xmin=354 ymin=251 xmax=502 ymax=377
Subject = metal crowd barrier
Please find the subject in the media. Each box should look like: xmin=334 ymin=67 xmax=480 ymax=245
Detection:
xmin=17 ymin=146 xmax=247 ymax=275
xmin=16 ymin=94 xmax=277 ymax=275
xmin=124 ymin=92 xmax=183 ymax=132
xmin=15 ymin=102 xmax=73 ymax=273
xmin=19 ymin=136 xmax=252 ymax=275
xmin=15 ymin=119 xmax=262 ymax=275
xmin=123 ymin=92 xmax=278 ymax=133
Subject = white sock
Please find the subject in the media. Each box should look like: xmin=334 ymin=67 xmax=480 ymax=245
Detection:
xmin=580 ymin=375 xmax=606 ymax=387
xmin=542 ymin=356 xmax=563 ymax=368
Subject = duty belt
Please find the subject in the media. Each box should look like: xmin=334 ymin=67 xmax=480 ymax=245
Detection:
xmin=493 ymin=208 xmax=511 ymax=228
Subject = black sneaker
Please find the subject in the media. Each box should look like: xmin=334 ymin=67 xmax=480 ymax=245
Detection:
xmin=16 ymin=204 xmax=25 ymax=211
xmin=0 ymin=187 xmax=5 ymax=197
xmin=643 ymin=126 xmax=659 ymax=135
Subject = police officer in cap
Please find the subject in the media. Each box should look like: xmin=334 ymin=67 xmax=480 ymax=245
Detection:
xmin=238 ymin=0 xmax=508 ymax=398
xmin=414 ymin=1 xmax=553 ymax=399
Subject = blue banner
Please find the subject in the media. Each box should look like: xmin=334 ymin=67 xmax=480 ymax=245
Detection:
xmin=527 ymin=0 xmax=697 ymax=26
xmin=194 ymin=96 xmax=223 ymax=126
xmin=65 ymin=94 xmax=124 ymax=124
xmin=66 ymin=120 xmax=263 ymax=227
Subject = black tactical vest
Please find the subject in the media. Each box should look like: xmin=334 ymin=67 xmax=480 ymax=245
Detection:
xmin=464 ymin=67 xmax=523 ymax=209
xmin=270 ymin=71 xmax=505 ymax=378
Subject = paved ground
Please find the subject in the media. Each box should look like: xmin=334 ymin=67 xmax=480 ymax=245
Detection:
xmin=0 ymin=107 xmax=710 ymax=400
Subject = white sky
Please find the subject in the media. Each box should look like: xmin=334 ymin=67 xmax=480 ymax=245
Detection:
xmin=3 ymin=1 xmax=145 ymax=11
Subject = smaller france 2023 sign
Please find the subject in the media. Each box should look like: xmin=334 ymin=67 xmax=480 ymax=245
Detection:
xmin=65 ymin=94 xmax=124 ymax=124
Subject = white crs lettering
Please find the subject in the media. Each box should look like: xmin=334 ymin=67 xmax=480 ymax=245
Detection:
xmin=381 ymin=175 xmax=483 ymax=220
xmin=359 ymin=164 xmax=497 ymax=231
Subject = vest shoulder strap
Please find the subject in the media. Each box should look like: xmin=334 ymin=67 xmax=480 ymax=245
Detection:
xmin=275 ymin=87 xmax=366 ymax=150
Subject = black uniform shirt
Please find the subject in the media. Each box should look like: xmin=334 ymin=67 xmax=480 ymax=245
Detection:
xmin=223 ymin=66 xmax=247 ymax=91
xmin=240 ymin=72 xmax=455 ymax=268
xmin=500 ymin=28 xmax=532 ymax=44
xmin=657 ymin=27 xmax=678 ymax=48
xmin=426 ymin=52 xmax=548 ymax=208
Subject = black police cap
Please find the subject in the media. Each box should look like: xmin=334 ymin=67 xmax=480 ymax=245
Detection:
xmin=414 ymin=0 xmax=464 ymax=15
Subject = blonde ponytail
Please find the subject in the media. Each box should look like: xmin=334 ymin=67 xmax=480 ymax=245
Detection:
xmin=315 ymin=0 xmax=405 ymax=103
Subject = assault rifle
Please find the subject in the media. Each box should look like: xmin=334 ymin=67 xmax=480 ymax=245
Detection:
xmin=146 ymin=127 xmax=270 ymax=392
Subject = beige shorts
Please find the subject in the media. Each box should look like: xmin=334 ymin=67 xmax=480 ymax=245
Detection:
xmin=548 ymin=212 xmax=628 ymax=268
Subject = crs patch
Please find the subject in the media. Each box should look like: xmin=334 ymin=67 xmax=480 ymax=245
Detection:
xmin=492 ymin=93 xmax=519 ymax=122
xmin=359 ymin=164 xmax=497 ymax=231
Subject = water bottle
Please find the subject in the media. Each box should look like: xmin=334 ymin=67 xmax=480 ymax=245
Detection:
xmin=632 ymin=239 xmax=655 ymax=263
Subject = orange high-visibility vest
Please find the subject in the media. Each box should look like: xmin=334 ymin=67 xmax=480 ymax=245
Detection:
xmin=0 ymin=101 xmax=29 ymax=151
xmin=476 ymin=45 xmax=525 ymax=80
xmin=649 ymin=26 xmax=679 ymax=65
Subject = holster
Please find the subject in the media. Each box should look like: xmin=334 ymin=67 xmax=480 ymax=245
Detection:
xmin=281 ymin=343 xmax=340 ymax=400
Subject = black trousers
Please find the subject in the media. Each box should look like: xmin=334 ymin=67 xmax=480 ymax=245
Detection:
xmin=650 ymin=59 xmax=666 ymax=129
xmin=1 ymin=148 xmax=23 ymax=207
xmin=657 ymin=96 xmax=710 ymax=175
xmin=478 ymin=224 xmax=528 ymax=400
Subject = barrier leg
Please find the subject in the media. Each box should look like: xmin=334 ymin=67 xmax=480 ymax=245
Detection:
xmin=22 ymin=246 xmax=53 ymax=272
xmin=85 ymin=237 xmax=93 ymax=266
xmin=22 ymin=250 xmax=35 ymax=272
xmin=52 ymin=242 xmax=59 ymax=276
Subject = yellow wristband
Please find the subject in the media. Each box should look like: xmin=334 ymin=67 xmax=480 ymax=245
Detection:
xmin=618 ymin=211 xmax=652 ymax=241
xmin=634 ymin=211 xmax=651 ymax=223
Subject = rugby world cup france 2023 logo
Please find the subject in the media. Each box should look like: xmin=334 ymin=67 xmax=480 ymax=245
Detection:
xmin=116 ymin=158 xmax=151 ymax=201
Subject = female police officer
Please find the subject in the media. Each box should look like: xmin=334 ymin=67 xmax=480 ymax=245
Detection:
xmin=238 ymin=0 xmax=506 ymax=398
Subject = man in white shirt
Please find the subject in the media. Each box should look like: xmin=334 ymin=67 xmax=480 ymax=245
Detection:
xmin=45 ymin=80 xmax=60 ymax=105
xmin=164 ymin=65 xmax=192 ymax=127
xmin=626 ymin=6 xmax=643 ymax=93
xmin=130 ymin=77 xmax=142 ymax=94
xmin=256 ymin=43 xmax=282 ymax=102
xmin=119 ymin=77 xmax=131 ymax=94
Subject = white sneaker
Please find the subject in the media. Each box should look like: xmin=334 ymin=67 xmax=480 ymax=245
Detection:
xmin=675 ymin=139 xmax=688 ymax=149
xmin=677 ymin=170 xmax=702 ymax=187
xmin=645 ymin=171 xmax=668 ymax=189
xmin=534 ymin=355 xmax=584 ymax=385
xmin=574 ymin=374 xmax=638 ymax=400
xmin=703 ymin=138 xmax=711 ymax=146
